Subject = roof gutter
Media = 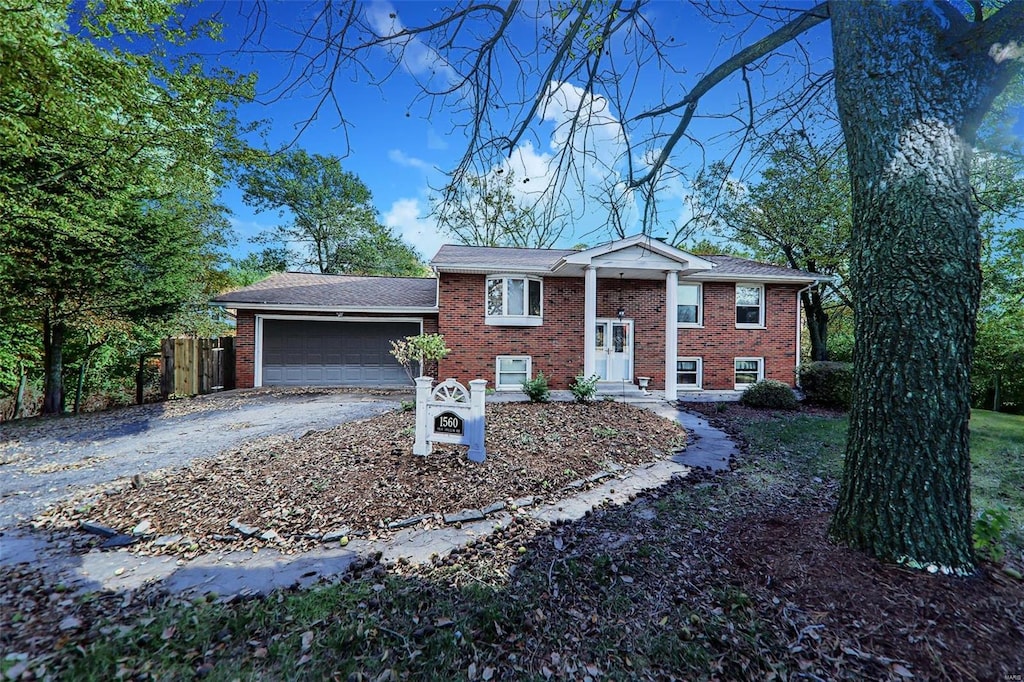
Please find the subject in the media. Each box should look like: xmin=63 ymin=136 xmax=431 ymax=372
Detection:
xmin=210 ymin=302 xmax=439 ymax=314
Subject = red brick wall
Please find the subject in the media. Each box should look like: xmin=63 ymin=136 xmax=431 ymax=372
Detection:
xmin=596 ymin=278 xmax=666 ymax=388
xmin=677 ymin=282 xmax=801 ymax=389
xmin=436 ymin=274 xmax=586 ymax=389
xmin=235 ymin=311 xmax=255 ymax=389
xmin=231 ymin=310 xmax=439 ymax=389
xmin=230 ymin=279 xmax=801 ymax=392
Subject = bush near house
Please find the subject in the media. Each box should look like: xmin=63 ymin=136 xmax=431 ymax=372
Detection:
xmin=799 ymin=361 xmax=853 ymax=409
xmin=522 ymin=372 xmax=551 ymax=402
xmin=739 ymin=379 xmax=799 ymax=410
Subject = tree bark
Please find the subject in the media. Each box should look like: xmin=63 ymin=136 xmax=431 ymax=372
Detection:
xmin=42 ymin=313 xmax=66 ymax=415
xmin=827 ymin=1 xmax=1018 ymax=573
xmin=801 ymin=285 xmax=830 ymax=361
xmin=13 ymin=363 xmax=27 ymax=420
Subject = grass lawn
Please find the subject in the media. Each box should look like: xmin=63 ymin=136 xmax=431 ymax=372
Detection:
xmin=3 ymin=404 xmax=1022 ymax=681
xmin=737 ymin=407 xmax=1024 ymax=554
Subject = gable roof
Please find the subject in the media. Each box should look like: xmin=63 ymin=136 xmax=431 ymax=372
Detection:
xmin=211 ymin=272 xmax=438 ymax=312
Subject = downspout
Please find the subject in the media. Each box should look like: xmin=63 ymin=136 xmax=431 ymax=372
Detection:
xmin=794 ymin=276 xmax=837 ymax=388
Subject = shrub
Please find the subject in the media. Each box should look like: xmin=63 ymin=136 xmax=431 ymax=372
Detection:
xmin=569 ymin=373 xmax=600 ymax=403
xmin=389 ymin=334 xmax=451 ymax=382
xmin=522 ymin=372 xmax=550 ymax=403
xmin=799 ymin=361 xmax=853 ymax=409
xmin=739 ymin=379 xmax=798 ymax=410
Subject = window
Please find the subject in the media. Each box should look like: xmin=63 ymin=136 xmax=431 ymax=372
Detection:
xmin=735 ymin=284 xmax=765 ymax=327
xmin=677 ymin=357 xmax=702 ymax=390
xmin=734 ymin=357 xmax=764 ymax=390
xmin=486 ymin=276 xmax=542 ymax=325
xmin=496 ymin=356 xmax=531 ymax=390
xmin=677 ymin=283 xmax=702 ymax=326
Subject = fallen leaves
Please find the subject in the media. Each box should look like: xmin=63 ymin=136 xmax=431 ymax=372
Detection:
xmin=32 ymin=402 xmax=685 ymax=558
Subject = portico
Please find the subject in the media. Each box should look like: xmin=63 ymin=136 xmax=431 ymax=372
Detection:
xmin=551 ymin=235 xmax=716 ymax=396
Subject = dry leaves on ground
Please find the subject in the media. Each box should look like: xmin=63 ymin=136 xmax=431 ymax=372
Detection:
xmin=33 ymin=402 xmax=685 ymax=557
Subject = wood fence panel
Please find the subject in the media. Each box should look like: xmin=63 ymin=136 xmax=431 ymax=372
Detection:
xmin=161 ymin=336 xmax=236 ymax=396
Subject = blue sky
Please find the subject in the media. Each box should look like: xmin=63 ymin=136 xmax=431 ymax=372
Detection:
xmin=186 ymin=1 xmax=1017 ymax=264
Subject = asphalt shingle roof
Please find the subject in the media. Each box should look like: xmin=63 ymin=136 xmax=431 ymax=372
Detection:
xmin=431 ymin=244 xmax=576 ymax=270
xmin=212 ymin=272 xmax=437 ymax=308
xmin=431 ymin=244 xmax=820 ymax=280
xmin=700 ymin=255 xmax=820 ymax=280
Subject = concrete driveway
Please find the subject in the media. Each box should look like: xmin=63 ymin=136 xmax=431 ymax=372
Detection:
xmin=0 ymin=390 xmax=405 ymax=529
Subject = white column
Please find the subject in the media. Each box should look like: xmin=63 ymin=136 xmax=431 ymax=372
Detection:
xmin=583 ymin=266 xmax=597 ymax=377
xmin=467 ymin=379 xmax=488 ymax=462
xmin=664 ymin=271 xmax=678 ymax=397
xmin=413 ymin=376 xmax=433 ymax=456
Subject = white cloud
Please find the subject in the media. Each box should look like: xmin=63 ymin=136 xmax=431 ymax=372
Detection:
xmin=426 ymin=127 xmax=449 ymax=151
xmin=366 ymin=1 xmax=460 ymax=88
xmin=388 ymin=149 xmax=430 ymax=170
xmin=383 ymin=197 xmax=447 ymax=260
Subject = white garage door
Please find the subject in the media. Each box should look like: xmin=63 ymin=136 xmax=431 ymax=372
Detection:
xmin=261 ymin=319 xmax=418 ymax=386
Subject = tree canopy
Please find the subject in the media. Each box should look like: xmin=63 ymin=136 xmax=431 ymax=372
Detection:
xmin=435 ymin=168 xmax=567 ymax=248
xmin=0 ymin=0 xmax=255 ymax=413
xmin=240 ymin=149 xmax=426 ymax=276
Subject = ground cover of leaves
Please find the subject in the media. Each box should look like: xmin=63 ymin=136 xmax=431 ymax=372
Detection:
xmin=4 ymin=403 xmax=1021 ymax=681
xmin=31 ymin=401 xmax=685 ymax=557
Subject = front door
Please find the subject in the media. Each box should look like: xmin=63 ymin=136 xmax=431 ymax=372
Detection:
xmin=595 ymin=319 xmax=633 ymax=381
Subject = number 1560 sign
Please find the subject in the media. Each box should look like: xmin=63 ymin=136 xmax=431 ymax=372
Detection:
xmin=434 ymin=412 xmax=464 ymax=435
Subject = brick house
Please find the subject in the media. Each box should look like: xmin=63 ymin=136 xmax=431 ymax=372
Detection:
xmin=213 ymin=235 xmax=823 ymax=396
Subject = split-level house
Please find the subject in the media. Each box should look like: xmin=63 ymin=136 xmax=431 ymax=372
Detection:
xmin=213 ymin=235 xmax=823 ymax=396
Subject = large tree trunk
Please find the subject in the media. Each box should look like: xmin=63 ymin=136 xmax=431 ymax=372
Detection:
xmin=827 ymin=1 xmax=1017 ymax=573
xmin=42 ymin=314 xmax=66 ymax=415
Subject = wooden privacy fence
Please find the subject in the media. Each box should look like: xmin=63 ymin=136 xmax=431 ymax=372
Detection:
xmin=160 ymin=337 xmax=235 ymax=397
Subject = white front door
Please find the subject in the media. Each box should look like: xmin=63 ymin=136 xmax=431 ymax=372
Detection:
xmin=595 ymin=319 xmax=633 ymax=381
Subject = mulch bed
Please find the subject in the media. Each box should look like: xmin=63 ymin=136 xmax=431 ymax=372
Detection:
xmin=32 ymin=401 xmax=686 ymax=558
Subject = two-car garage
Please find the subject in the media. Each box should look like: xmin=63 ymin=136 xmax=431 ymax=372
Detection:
xmin=213 ymin=272 xmax=439 ymax=389
xmin=259 ymin=318 xmax=420 ymax=387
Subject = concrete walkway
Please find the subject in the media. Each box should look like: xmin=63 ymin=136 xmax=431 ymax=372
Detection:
xmin=0 ymin=398 xmax=739 ymax=599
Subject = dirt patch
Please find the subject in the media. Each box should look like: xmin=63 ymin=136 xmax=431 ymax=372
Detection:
xmin=32 ymin=402 xmax=686 ymax=557
xmin=721 ymin=509 xmax=1023 ymax=681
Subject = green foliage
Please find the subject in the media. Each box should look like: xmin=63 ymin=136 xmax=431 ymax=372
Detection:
xmin=521 ymin=372 xmax=551 ymax=403
xmin=240 ymin=149 xmax=425 ymax=275
xmin=700 ymin=131 xmax=853 ymax=362
xmin=226 ymin=248 xmax=290 ymax=288
xmin=739 ymin=380 xmax=798 ymax=410
xmin=0 ymin=0 xmax=256 ymax=413
xmin=973 ymin=506 xmax=1010 ymax=564
xmin=389 ymin=334 xmax=451 ymax=382
xmin=569 ymin=373 xmax=600 ymax=403
xmin=799 ymin=362 xmax=853 ymax=409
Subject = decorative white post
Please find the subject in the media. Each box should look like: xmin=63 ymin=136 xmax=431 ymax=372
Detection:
xmin=665 ymin=270 xmax=678 ymax=398
xmin=413 ymin=376 xmax=433 ymax=456
xmin=584 ymin=265 xmax=597 ymax=377
xmin=467 ymin=379 xmax=488 ymax=462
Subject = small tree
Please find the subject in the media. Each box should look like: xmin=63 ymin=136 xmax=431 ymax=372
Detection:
xmin=389 ymin=334 xmax=451 ymax=383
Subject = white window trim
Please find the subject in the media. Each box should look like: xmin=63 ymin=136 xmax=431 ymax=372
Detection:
xmin=495 ymin=355 xmax=532 ymax=391
xmin=735 ymin=283 xmax=766 ymax=329
xmin=676 ymin=282 xmax=703 ymax=328
xmin=485 ymin=275 xmax=543 ymax=327
xmin=676 ymin=356 xmax=703 ymax=390
xmin=734 ymin=356 xmax=764 ymax=391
